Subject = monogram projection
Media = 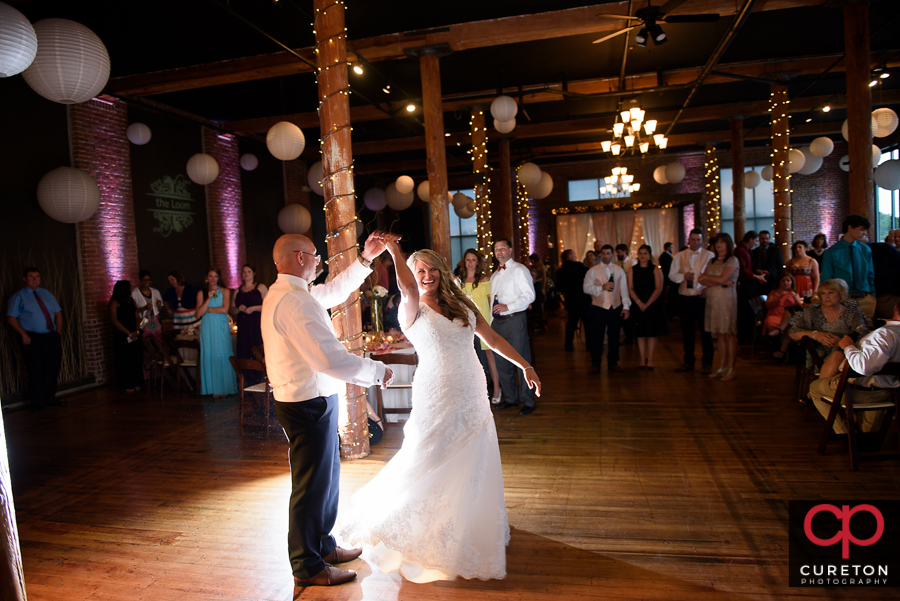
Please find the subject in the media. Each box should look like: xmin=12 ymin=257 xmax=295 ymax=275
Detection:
xmin=147 ymin=175 xmax=196 ymax=237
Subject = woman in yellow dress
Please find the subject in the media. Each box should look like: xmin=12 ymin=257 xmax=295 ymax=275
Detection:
xmin=455 ymin=249 xmax=502 ymax=404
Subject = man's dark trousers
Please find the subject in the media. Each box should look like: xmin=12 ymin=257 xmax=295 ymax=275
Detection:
xmin=491 ymin=312 xmax=534 ymax=408
xmin=565 ymin=302 xmax=587 ymax=350
xmin=21 ymin=330 xmax=62 ymax=409
xmin=678 ymin=295 xmax=713 ymax=367
xmin=590 ymin=305 xmax=622 ymax=368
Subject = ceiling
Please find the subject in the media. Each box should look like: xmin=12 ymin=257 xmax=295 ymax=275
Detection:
xmin=10 ymin=0 xmax=900 ymax=177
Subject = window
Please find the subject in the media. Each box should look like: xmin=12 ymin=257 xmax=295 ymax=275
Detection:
xmin=449 ymin=189 xmax=478 ymax=269
xmin=876 ymin=148 xmax=899 ymax=240
xmin=720 ymin=166 xmax=775 ymax=237
xmin=568 ymin=179 xmax=600 ymax=202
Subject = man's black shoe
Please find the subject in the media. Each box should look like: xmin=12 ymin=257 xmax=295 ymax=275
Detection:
xmin=494 ymin=401 xmax=518 ymax=410
xmin=518 ymin=406 xmax=535 ymax=416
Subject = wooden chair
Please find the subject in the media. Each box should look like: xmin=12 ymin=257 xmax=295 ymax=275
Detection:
xmin=817 ymin=360 xmax=900 ymax=471
xmin=167 ymin=337 xmax=201 ymax=397
xmin=748 ymin=295 xmax=768 ymax=355
xmin=251 ymin=344 xmax=265 ymax=362
xmin=796 ymin=335 xmax=825 ymax=405
xmin=229 ymin=356 xmax=274 ymax=438
xmin=142 ymin=336 xmax=180 ymax=398
xmin=369 ymin=352 xmax=418 ymax=425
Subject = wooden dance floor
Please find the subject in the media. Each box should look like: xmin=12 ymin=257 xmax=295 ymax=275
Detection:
xmin=6 ymin=318 xmax=899 ymax=600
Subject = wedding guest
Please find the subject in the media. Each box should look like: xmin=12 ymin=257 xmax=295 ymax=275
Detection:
xmin=766 ymin=274 xmax=803 ymax=360
xmin=751 ymin=230 xmax=783 ymax=295
xmin=556 ymin=249 xmax=591 ymax=351
xmin=821 ymin=214 xmax=876 ymax=319
xmin=231 ymin=264 xmax=268 ymax=384
xmin=614 ymin=244 xmax=636 ymax=273
xmin=698 ymin=233 xmax=739 ymax=381
xmin=786 ymin=241 xmax=819 ymax=300
xmin=132 ymin=270 xmax=164 ymax=380
xmin=109 ymin=280 xmax=143 ymax=393
xmin=583 ymin=250 xmax=596 ymax=269
xmin=809 ymin=233 xmax=828 ymax=267
xmin=583 ymin=245 xmax=630 ymax=375
xmin=627 ymin=245 xmax=668 ymax=369
xmin=869 ymin=230 xmax=900 ymax=320
xmin=659 ymin=242 xmax=676 ymax=314
xmin=6 ymin=267 xmax=65 ymax=412
xmin=669 ymin=229 xmax=715 ymax=373
xmin=735 ymin=231 xmax=767 ymax=344
xmin=195 ymin=267 xmax=237 ymax=398
xmin=455 ymin=249 xmax=502 ymax=405
xmin=529 ymin=253 xmax=547 ymax=332
xmin=162 ymin=271 xmax=199 ymax=330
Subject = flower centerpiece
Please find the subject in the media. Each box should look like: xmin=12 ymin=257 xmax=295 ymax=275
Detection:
xmin=370 ymin=285 xmax=388 ymax=334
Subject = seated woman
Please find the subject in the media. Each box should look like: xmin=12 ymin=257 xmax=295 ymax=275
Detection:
xmin=786 ymin=240 xmax=820 ymax=300
xmin=162 ymin=271 xmax=199 ymax=330
xmin=766 ymin=273 xmax=803 ymax=359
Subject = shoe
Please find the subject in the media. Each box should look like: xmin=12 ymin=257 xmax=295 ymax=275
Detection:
xmin=490 ymin=395 xmax=502 ymax=405
xmin=608 ymin=364 xmax=624 ymax=373
xmin=293 ymin=566 xmax=357 ymax=588
xmin=494 ymin=401 xmax=518 ymax=410
xmin=588 ymin=366 xmax=601 ymax=375
xmin=647 ymin=365 xmax=655 ymax=370
xmin=323 ymin=546 xmax=362 ymax=564
xmin=700 ymin=365 xmax=712 ymax=375
xmin=674 ymin=365 xmax=694 ymax=373
xmin=518 ymin=406 xmax=535 ymax=416
xmin=638 ymin=365 xmax=646 ymax=370
xmin=720 ymin=369 xmax=736 ymax=382
xmin=708 ymin=368 xmax=726 ymax=378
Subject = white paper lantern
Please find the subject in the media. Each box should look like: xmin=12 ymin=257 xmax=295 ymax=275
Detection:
xmin=395 ymin=175 xmax=414 ymax=194
xmin=873 ymin=108 xmax=899 ymax=138
xmin=788 ymin=148 xmax=806 ymax=173
xmin=760 ymin=165 xmax=774 ymax=181
xmin=239 ymin=153 xmax=258 ymax=171
xmin=0 ymin=2 xmax=37 ymax=77
xmin=652 ymin=165 xmax=668 ymax=185
xmin=186 ymin=153 xmax=219 ymax=185
xmin=36 ymin=167 xmax=100 ymax=223
xmin=23 ymin=19 xmax=110 ymax=104
xmin=665 ymin=162 xmax=685 ymax=184
xmin=517 ymin=162 xmax=541 ymax=187
xmin=466 ymin=199 xmax=477 ymax=213
xmin=445 ymin=190 xmax=453 ymax=204
xmin=384 ymin=182 xmax=414 ymax=211
xmin=494 ymin=117 xmax=516 ymax=134
xmin=809 ymin=137 xmax=834 ymax=158
xmin=842 ymin=117 xmax=877 ymax=141
xmin=743 ymin=170 xmax=761 ymax=189
xmin=451 ymin=192 xmax=469 ymax=209
xmin=417 ymin=180 xmax=430 ymax=202
xmin=267 ymin=121 xmax=305 ymax=160
xmin=797 ymin=147 xmax=823 ymax=175
xmin=277 ymin=204 xmax=311 ymax=234
xmin=363 ymin=188 xmax=386 ymax=211
xmin=126 ymin=123 xmax=152 ymax=145
xmin=875 ymin=159 xmax=900 ymax=190
xmin=872 ymin=144 xmax=882 ymax=168
xmin=490 ymin=95 xmax=517 ymax=122
xmin=839 ymin=155 xmax=850 ymax=172
xmin=526 ymin=171 xmax=554 ymax=199
xmin=307 ymin=161 xmax=323 ymax=195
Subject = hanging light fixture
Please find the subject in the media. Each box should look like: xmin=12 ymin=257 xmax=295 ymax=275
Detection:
xmin=603 ymin=102 xmax=665 ymax=157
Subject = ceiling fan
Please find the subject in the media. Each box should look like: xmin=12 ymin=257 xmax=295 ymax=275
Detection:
xmin=593 ymin=0 xmax=720 ymax=47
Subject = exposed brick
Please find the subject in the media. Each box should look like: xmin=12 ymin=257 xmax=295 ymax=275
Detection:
xmin=202 ymin=129 xmax=247 ymax=289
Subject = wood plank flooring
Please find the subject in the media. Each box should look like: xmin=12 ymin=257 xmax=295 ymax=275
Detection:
xmin=5 ymin=317 xmax=899 ymax=600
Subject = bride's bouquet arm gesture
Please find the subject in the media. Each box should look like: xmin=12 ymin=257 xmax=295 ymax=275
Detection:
xmin=385 ymin=238 xmax=420 ymax=331
xmin=474 ymin=315 xmax=542 ymax=397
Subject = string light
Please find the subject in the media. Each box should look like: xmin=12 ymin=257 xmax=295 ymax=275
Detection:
xmin=515 ymin=171 xmax=530 ymax=261
xmin=469 ymin=110 xmax=493 ymax=255
xmin=704 ymin=147 xmax=721 ymax=239
xmin=770 ymin=88 xmax=793 ymax=254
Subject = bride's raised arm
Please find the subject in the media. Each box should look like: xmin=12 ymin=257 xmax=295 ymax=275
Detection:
xmin=385 ymin=239 xmax=419 ymax=330
xmin=473 ymin=314 xmax=542 ymax=397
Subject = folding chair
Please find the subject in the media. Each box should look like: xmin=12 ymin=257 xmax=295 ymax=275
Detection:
xmin=229 ymin=356 xmax=274 ymax=438
xmin=369 ymin=352 xmax=418 ymax=425
xmin=167 ymin=337 xmax=201 ymax=397
xmin=143 ymin=336 xmax=180 ymax=398
xmin=796 ymin=335 xmax=825 ymax=405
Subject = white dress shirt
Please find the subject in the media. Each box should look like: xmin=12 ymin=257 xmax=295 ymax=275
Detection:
xmin=668 ymin=248 xmax=715 ymax=297
xmin=261 ymin=260 xmax=387 ymax=402
xmin=615 ymin=256 xmax=636 ymax=273
xmin=843 ymin=320 xmax=900 ymax=389
xmin=489 ymin=259 xmax=535 ymax=315
xmin=583 ymin=262 xmax=630 ymax=311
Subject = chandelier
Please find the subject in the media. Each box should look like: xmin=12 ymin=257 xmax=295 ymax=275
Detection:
xmin=600 ymin=167 xmax=640 ymax=198
xmin=601 ymin=105 xmax=668 ymax=156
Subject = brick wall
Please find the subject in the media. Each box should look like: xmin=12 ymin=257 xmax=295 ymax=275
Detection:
xmin=284 ymin=158 xmax=311 ymax=210
xmin=69 ymin=96 xmax=139 ymax=385
xmin=202 ymin=129 xmax=246 ymax=289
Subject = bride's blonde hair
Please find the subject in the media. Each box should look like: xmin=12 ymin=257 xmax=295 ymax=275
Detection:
xmin=407 ymin=249 xmax=480 ymax=326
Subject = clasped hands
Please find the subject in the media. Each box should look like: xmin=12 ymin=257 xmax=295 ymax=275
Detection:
xmin=362 ymin=230 xmax=402 ymax=262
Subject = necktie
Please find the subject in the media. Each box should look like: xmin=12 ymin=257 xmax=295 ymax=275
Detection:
xmin=497 ymin=264 xmax=506 ymax=271
xmin=34 ymin=291 xmax=54 ymax=331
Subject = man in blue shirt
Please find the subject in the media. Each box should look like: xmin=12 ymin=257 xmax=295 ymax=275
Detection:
xmin=821 ymin=214 xmax=876 ymax=319
xmin=7 ymin=267 xmax=65 ymax=412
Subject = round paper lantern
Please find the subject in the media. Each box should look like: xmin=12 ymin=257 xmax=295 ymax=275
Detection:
xmin=239 ymin=153 xmax=258 ymax=171
xmin=841 ymin=117 xmax=877 ymax=141
xmin=809 ymin=136 xmax=834 ymax=158
xmin=417 ymin=180 xmax=430 ymax=202
xmin=0 ymin=2 xmax=37 ymax=78
xmin=743 ymin=170 xmax=761 ymax=189
xmin=517 ymin=162 xmax=541 ymax=187
xmin=454 ymin=200 xmax=475 ymax=219
xmin=873 ymin=108 xmax=899 ymax=138
xmin=36 ymin=167 xmax=100 ymax=223
xmin=466 ymin=199 xmax=477 ymax=213
xmin=277 ymin=204 xmax=311 ymax=234
xmin=395 ymin=175 xmax=414 ymax=194
xmin=526 ymin=171 xmax=554 ymax=199
xmin=186 ymin=153 xmax=219 ymax=185
xmin=875 ymin=159 xmax=900 ymax=190
xmin=445 ymin=190 xmax=453 ymax=204
xmin=490 ymin=95 xmax=517 ymax=122
xmin=788 ymin=148 xmax=805 ymax=173
xmin=652 ymin=165 xmax=668 ymax=185
xmin=797 ymin=148 xmax=823 ymax=175
xmin=384 ymin=182 xmax=414 ymax=211
xmin=451 ymin=192 xmax=469 ymax=209
xmin=760 ymin=165 xmax=774 ymax=181
xmin=307 ymin=161 xmax=323 ymax=195
xmin=665 ymin=162 xmax=685 ymax=184
xmin=23 ymin=19 xmax=110 ymax=104
xmin=839 ymin=155 xmax=850 ymax=172
xmin=363 ymin=187 xmax=386 ymax=211
xmin=494 ymin=117 xmax=516 ymax=134
xmin=126 ymin=123 xmax=151 ymax=145
xmin=872 ymin=144 xmax=882 ymax=168
xmin=266 ymin=121 xmax=305 ymax=160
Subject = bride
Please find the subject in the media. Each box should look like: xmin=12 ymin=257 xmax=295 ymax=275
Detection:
xmin=339 ymin=242 xmax=541 ymax=583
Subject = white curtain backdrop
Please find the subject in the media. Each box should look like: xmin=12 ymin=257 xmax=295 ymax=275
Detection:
xmin=638 ymin=208 xmax=679 ymax=261
xmin=558 ymin=209 xmax=678 ymax=261
xmin=556 ymin=214 xmax=595 ymax=263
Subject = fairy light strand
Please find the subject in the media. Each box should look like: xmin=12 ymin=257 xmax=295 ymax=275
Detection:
xmin=515 ymin=174 xmax=531 ymax=262
xmin=704 ymin=147 xmax=721 ymax=238
xmin=470 ymin=110 xmax=493 ymax=255
xmin=770 ymin=88 xmax=793 ymax=255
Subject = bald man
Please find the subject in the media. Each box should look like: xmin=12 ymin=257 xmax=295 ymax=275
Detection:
xmin=262 ymin=231 xmax=394 ymax=590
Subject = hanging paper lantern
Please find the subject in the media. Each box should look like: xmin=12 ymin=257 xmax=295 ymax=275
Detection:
xmin=363 ymin=188 xmax=386 ymax=211
xmin=652 ymin=165 xmax=668 ymax=185
xmin=526 ymin=171 xmax=554 ymax=199
xmin=494 ymin=117 xmax=516 ymax=134
xmin=451 ymin=192 xmax=469 ymax=209
xmin=875 ymin=159 xmax=900 ymax=190
xmin=36 ymin=166 xmax=100 ymax=223
xmin=809 ymin=137 xmax=834 ymax=158
xmin=239 ymin=153 xmax=258 ymax=171
xmin=126 ymin=123 xmax=152 ymax=145
xmin=665 ymin=162 xmax=685 ymax=184
xmin=466 ymin=199 xmax=477 ymax=213
xmin=872 ymin=144 xmax=882 ymax=168
xmin=517 ymin=162 xmax=541 ymax=187
xmin=490 ymin=95 xmax=517 ymax=122
xmin=385 ymin=182 xmax=414 ymax=211
xmin=760 ymin=165 xmax=774 ymax=181
xmin=307 ymin=161 xmax=323 ymax=195
xmin=788 ymin=148 xmax=806 ymax=174
xmin=185 ymin=153 xmax=219 ymax=185
xmin=266 ymin=121 xmax=305 ymax=160
xmin=417 ymin=180 xmax=430 ymax=202
xmin=23 ymin=19 xmax=110 ymax=104
xmin=841 ymin=117 xmax=877 ymax=141
xmin=839 ymin=155 xmax=850 ymax=172
xmin=395 ymin=175 xmax=414 ymax=194
xmin=0 ymin=2 xmax=38 ymax=78
xmin=277 ymin=204 xmax=311 ymax=234
xmin=797 ymin=147 xmax=823 ymax=175
xmin=743 ymin=170 xmax=761 ymax=189
xmin=445 ymin=190 xmax=453 ymax=204
xmin=873 ymin=108 xmax=899 ymax=138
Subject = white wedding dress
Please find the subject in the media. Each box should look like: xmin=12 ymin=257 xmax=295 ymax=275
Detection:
xmin=339 ymin=303 xmax=510 ymax=583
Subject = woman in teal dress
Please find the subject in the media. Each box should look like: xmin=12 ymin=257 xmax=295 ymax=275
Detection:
xmin=195 ymin=267 xmax=237 ymax=398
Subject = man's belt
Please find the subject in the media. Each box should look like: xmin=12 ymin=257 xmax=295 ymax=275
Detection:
xmin=494 ymin=310 xmax=525 ymax=320
xmin=849 ymin=293 xmax=870 ymax=299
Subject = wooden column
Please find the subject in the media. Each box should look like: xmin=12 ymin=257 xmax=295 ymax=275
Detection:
xmin=844 ymin=1 xmax=874 ymax=219
xmin=420 ymin=53 xmax=451 ymax=263
xmin=704 ymin=143 xmax=721 ymax=239
xmin=313 ymin=0 xmax=368 ymax=459
xmin=471 ymin=108 xmax=492 ymax=256
xmin=1 ymin=413 xmax=27 ymax=601
xmin=495 ymin=139 xmax=514 ymax=244
xmin=730 ymin=118 xmax=747 ymax=242
xmin=771 ymin=85 xmax=792 ymax=264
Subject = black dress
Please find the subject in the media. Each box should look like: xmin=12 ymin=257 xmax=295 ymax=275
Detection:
xmin=113 ymin=299 xmax=144 ymax=389
xmin=631 ymin=264 xmax=670 ymax=338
